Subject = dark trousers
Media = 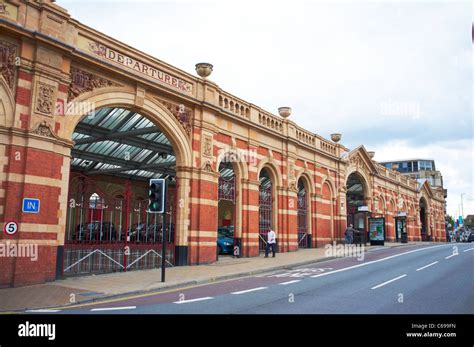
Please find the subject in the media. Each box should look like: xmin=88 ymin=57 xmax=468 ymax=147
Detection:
xmin=265 ymin=243 xmax=276 ymax=257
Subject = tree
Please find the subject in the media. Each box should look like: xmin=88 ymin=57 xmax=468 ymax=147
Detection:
xmin=445 ymin=214 xmax=455 ymax=228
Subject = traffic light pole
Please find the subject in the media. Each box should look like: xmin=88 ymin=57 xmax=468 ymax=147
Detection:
xmin=161 ymin=180 xmax=168 ymax=282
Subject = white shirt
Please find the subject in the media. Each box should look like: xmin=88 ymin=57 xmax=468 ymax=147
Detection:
xmin=267 ymin=230 xmax=276 ymax=244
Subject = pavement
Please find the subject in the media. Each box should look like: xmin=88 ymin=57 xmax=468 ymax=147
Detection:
xmin=0 ymin=241 xmax=418 ymax=312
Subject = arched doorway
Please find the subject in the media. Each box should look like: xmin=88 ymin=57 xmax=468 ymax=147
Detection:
xmin=259 ymin=168 xmax=274 ymax=251
xmin=420 ymin=197 xmax=429 ymax=241
xmin=217 ymin=160 xmax=236 ymax=257
xmin=346 ymin=172 xmax=368 ymax=243
xmin=64 ymin=106 xmax=179 ymax=276
xmin=297 ymin=178 xmax=309 ymax=248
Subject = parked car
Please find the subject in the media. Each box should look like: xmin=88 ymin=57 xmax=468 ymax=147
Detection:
xmin=128 ymin=223 xmax=175 ymax=243
xmin=217 ymin=226 xmax=234 ymax=254
xmin=74 ymin=222 xmax=117 ymax=242
xmin=467 ymin=232 xmax=474 ymax=243
xmin=458 ymin=228 xmax=470 ymax=242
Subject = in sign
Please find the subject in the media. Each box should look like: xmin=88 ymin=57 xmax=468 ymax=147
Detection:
xmin=22 ymin=198 xmax=40 ymax=213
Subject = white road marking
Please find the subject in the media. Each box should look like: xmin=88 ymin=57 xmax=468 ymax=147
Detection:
xmin=173 ymin=297 xmax=213 ymax=304
xmin=25 ymin=309 xmax=61 ymax=313
xmin=231 ymin=287 xmax=267 ymax=295
xmin=371 ymin=274 xmax=407 ymax=290
xmin=310 ymin=244 xmax=447 ymax=279
xmin=445 ymin=254 xmax=457 ymax=259
xmin=416 ymin=261 xmax=438 ymax=271
xmin=278 ymin=280 xmax=301 ymax=285
xmin=90 ymin=306 xmax=136 ymax=312
xmin=269 ymin=268 xmax=334 ymax=278
xmin=463 ymin=247 xmax=474 ymax=253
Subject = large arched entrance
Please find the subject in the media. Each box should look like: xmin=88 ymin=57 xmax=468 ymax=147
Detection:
xmin=297 ymin=178 xmax=310 ymax=248
xmin=217 ymin=160 xmax=236 ymax=258
xmin=346 ymin=172 xmax=368 ymax=243
xmin=259 ymin=168 xmax=274 ymax=251
xmin=419 ymin=197 xmax=429 ymax=241
xmin=63 ymin=105 xmax=184 ymax=276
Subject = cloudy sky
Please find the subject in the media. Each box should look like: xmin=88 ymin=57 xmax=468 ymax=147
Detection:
xmin=60 ymin=0 xmax=473 ymax=219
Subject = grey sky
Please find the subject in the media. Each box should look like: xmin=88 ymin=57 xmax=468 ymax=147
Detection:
xmin=59 ymin=0 xmax=473 ymax=218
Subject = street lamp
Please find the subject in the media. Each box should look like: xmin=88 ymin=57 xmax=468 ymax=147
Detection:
xmin=460 ymin=193 xmax=465 ymax=218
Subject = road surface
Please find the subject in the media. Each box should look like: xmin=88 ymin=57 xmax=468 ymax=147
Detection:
xmin=29 ymin=243 xmax=474 ymax=314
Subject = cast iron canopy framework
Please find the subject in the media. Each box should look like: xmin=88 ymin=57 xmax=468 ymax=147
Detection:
xmin=71 ymin=107 xmax=176 ymax=180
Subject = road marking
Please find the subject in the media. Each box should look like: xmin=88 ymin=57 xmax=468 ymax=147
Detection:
xmin=310 ymin=244 xmax=447 ymax=279
xmin=371 ymin=274 xmax=407 ymax=290
xmin=445 ymin=254 xmax=457 ymax=259
xmin=90 ymin=306 xmax=136 ymax=312
xmin=416 ymin=261 xmax=438 ymax=271
xmin=231 ymin=287 xmax=267 ymax=295
xmin=25 ymin=309 xmax=61 ymax=313
xmin=270 ymin=268 xmax=333 ymax=278
xmin=463 ymin=248 xmax=474 ymax=253
xmin=278 ymin=280 xmax=301 ymax=285
xmin=173 ymin=297 xmax=213 ymax=304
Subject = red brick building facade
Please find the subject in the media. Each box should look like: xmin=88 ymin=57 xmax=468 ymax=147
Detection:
xmin=0 ymin=0 xmax=446 ymax=287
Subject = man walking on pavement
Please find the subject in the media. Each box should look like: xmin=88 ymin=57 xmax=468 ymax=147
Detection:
xmin=345 ymin=224 xmax=354 ymax=244
xmin=265 ymin=229 xmax=276 ymax=258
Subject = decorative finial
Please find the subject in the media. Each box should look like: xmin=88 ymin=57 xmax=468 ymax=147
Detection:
xmin=330 ymin=133 xmax=342 ymax=143
xmin=195 ymin=63 xmax=213 ymax=78
xmin=278 ymin=107 xmax=292 ymax=118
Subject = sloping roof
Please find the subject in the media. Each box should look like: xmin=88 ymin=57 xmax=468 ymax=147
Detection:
xmin=71 ymin=107 xmax=176 ymax=180
xmin=348 ymin=145 xmax=380 ymax=175
xmin=416 ymin=178 xmax=427 ymax=192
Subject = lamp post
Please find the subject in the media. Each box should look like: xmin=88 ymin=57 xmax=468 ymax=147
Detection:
xmin=460 ymin=193 xmax=465 ymax=219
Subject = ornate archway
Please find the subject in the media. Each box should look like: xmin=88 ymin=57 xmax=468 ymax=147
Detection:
xmin=419 ymin=197 xmax=430 ymax=241
xmin=257 ymin=163 xmax=280 ymax=251
xmin=297 ymin=178 xmax=309 ymax=248
xmin=61 ymin=89 xmax=193 ymax=274
xmin=216 ymin=147 xmax=249 ymax=252
xmin=346 ymin=171 xmax=370 ymax=243
xmin=65 ymin=87 xmax=192 ymax=168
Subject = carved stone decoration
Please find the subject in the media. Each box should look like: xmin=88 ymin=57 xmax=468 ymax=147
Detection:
xmin=31 ymin=120 xmax=55 ymax=138
xmin=397 ymin=196 xmax=404 ymax=210
xmin=68 ymin=66 xmax=119 ymax=101
xmin=202 ymin=135 xmax=213 ymax=158
xmin=339 ymin=186 xmax=347 ymax=193
xmin=350 ymin=154 xmax=369 ymax=174
xmin=289 ymin=181 xmax=297 ymax=191
xmin=35 ymin=82 xmax=55 ymax=115
xmin=0 ymin=39 xmax=18 ymax=91
xmin=288 ymin=163 xmax=295 ymax=180
xmin=202 ymin=159 xmax=213 ymax=172
xmin=87 ymin=41 xmax=107 ymax=58
xmin=159 ymin=99 xmax=193 ymax=135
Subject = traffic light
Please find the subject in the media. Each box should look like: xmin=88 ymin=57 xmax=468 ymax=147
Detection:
xmin=149 ymin=178 xmax=166 ymax=213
